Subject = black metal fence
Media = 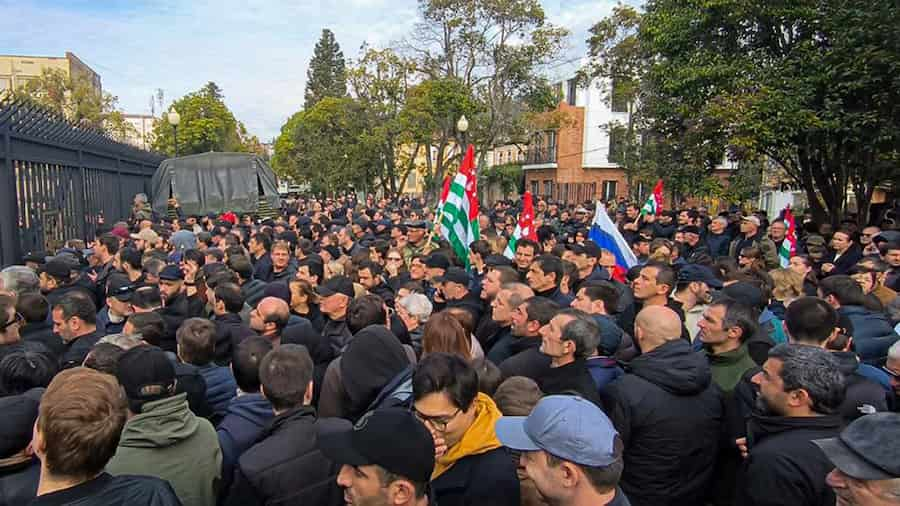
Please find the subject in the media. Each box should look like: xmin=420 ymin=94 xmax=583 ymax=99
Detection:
xmin=0 ymin=97 xmax=164 ymax=266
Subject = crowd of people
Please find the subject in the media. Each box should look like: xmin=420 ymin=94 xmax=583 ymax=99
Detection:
xmin=0 ymin=191 xmax=898 ymax=506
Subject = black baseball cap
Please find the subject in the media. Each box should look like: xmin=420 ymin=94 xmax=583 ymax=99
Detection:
xmin=23 ymin=251 xmax=47 ymax=265
xmin=720 ymin=281 xmax=764 ymax=309
xmin=115 ymin=346 xmax=176 ymax=410
xmin=485 ymin=254 xmax=513 ymax=268
xmin=435 ymin=266 xmax=470 ymax=286
xmin=319 ymin=408 xmax=435 ymax=483
xmin=39 ymin=258 xmax=72 ymax=279
xmin=106 ymin=273 xmax=135 ymax=301
xmin=677 ymin=264 xmax=723 ymax=289
xmin=318 ymin=275 xmax=354 ymax=298
xmin=681 ymin=225 xmax=701 ymax=235
xmin=158 ymin=264 xmax=184 ymax=281
xmin=424 ymin=253 xmax=450 ymax=270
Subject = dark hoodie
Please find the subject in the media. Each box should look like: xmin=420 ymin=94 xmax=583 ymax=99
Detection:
xmin=320 ymin=325 xmax=410 ymax=421
xmin=831 ymin=351 xmax=890 ymax=424
xmin=601 ymin=339 xmax=724 ymax=506
xmin=217 ymin=393 xmax=274 ymax=502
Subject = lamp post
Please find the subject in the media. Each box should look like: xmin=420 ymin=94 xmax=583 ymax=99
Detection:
xmin=167 ymin=107 xmax=181 ymax=157
xmin=457 ymin=114 xmax=469 ymax=152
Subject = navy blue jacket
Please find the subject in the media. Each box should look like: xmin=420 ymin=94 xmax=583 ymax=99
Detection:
xmin=839 ymin=305 xmax=899 ymax=365
xmin=217 ymin=393 xmax=274 ymax=502
xmin=96 ymin=307 xmax=125 ymax=336
xmin=197 ymin=363 xmax=237 ymax=422
xmin=586 ymin=355 xmax=624 ymax=394
xmin=431 ymin=446 xmax=520 ymax=506
xmin=706 ymin=231 xmax=732 ymax=258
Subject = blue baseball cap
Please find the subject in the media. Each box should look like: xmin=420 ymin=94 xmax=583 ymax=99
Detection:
xmin=495 ymin=395 xmax=619 ymax=467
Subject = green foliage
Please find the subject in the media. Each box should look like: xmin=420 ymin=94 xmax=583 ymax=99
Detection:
xmin=17 ymin=68 xmax=136 ymax=142
xmin=479 ymin=163 xmax=523 ymax=196
xmin=272 ymin=97 xmax=380 ymax=195
xmin=151 ymin=82 xmax=255 ymax=156
xmin=305 ymin=29 xmax=348 ymax=110
xmin=635 ymin=0 xmax=900 ymax=223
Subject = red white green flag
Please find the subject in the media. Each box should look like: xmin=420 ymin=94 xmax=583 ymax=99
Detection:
xmin=440 ymin=145 xmax=480 ymax=267
xmin=779 ymin=206 xmax=797 ymax=268
xmin=640 ymin=179 xmax=664 ymax=216
xmin=503 ymin=191 xmax=537 ymax=259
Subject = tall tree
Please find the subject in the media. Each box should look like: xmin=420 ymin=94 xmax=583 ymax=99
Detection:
xmin=636 ymin=0 xmax=900 ymax=224
xmin=400 ymin=0 xmax=567 ymax=197
xmin=305 ymin=29 xmax=348 ymax=110
xmin=151 ymin=82 xmax=256 ymax=156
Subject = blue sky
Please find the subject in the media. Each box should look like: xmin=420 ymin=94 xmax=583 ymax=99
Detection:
xmin=1 ymin=0 xmax=629 ymax=141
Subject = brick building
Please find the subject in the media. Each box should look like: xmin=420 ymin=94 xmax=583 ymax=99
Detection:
xmin=523 ymin=74 xmax=631 ymax=205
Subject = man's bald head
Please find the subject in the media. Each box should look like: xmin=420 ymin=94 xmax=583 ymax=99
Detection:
xmin=635 ymin=306 xmax=683 ymax=351
xmin=257 ymin=297 xmax=290 ymax=333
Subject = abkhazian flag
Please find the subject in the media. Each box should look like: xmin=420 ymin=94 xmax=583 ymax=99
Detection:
xmin=640 ymin=179 xmax=664 ymax=216
xmin=436 ymin=176 xmax=451 ymax=215
xmin=440 ymin=145 xmax=480 ymax=268
xmin=503 ymin=191 xmax=538 ymax=259
xmin=779 ymin=206 xmax=797 ymax=268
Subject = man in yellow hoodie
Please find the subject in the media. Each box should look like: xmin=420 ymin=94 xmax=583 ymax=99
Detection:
xmin=412 ymin=352 xmax=520 ymax=506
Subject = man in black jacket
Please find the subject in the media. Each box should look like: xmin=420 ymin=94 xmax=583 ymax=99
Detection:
xmin=735 ymin=344 xmax=845 ymax=506
xmin=535 ymin=309 xmax=603 ymax=406
xmin=30 ymin=368 xmax=181 ymax=505
xmin=227 ymin=344 xmax=345 ymax=506
xmin=357 ymin=260 xmax=396 ymax=308
xmin=210 ymin=282 xmax=257 ymax=365
xmin=435 ymin=267 xmax=483 ymax=324
xmin=52 ymin=293 xmax=104 ymax=369
xmin=601 ymin=305 xmax=723 ymax=506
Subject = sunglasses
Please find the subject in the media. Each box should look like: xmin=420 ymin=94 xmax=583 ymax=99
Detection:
xmin=1 ymin=312 xmax=23 ymax=331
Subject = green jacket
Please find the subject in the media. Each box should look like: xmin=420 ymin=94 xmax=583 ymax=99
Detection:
xmin=707 ymin=344 xmax=757 ymax=394
xmin=107 ymin=393 xmax=221 ymax=506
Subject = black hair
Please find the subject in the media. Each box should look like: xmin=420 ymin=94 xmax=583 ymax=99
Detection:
xmin=97 ymin=234 xmax=120 ymax=256
xmin=259 ymin=344 xmax=314 ymax=411
xmin=710 ymin=297 xmax=758 ymax=344
xmin=534 ymin=254 xmax=564 ymax=286
xmin=413 ymin=352 xmax=479 ymax=412
xmin=118 ymin=247 xmax=142 ymax=271
xmin=53 ymin=292 xmax=97 ymax=325
xmin=182 ymin=249 xmax=206 ymax=268
xmin=16 ymin=292 xmax=49 ymax=324
xmin=516 ymin=238 xmax=539 ymax=254
xmin=227 ymin=255 xmax=253 ymax=281
xmin=469 ymin=240 xmax=491 ymax=259
xmin=126 ymin=312 xmax=166 ymax=348
xmin=83 ymin=343 xmax=126 ymax=376
xmin=214 ymin=282 xmax=244 ymax=314
xmin=523 ymin=296 xmax=560 ymax=326
xmin=0 ymin=347 xmax=58 ymax=395
xmin=579 ymin=282 xmax=620 ymax=313
xmin=357 ymin=259 xmax=384 ymax=277
xmin=251 ymin=233 xmax=273 ymax=252
xmin=818 ymin=275 xmax=867 ymax=307
xmin=298 ymin=255 xmax=325 ymax=282
xmin=784 ymin=296 xmax=839 ymax=344
xmin=232 ymin=336 xmax=273 ymax=393
xmin=347 ymin=294 xmax=387 ymax=334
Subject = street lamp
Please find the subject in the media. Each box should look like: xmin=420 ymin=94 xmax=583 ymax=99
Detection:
xmin=167 ymin=107 xmax=181 ymax=157
xmin=457 ymin=114 xmax=469 ymax=150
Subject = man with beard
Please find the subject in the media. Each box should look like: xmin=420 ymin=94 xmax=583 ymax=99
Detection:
xmin=513 ymin=239 xmax=539 ymax=282
xmin=484 ymin=284 xmax=534 ymax=359
xmin=671 ymin=265 xmax=721 ymax=341
xmin=735 ymin=344 xmax=845 ymax=506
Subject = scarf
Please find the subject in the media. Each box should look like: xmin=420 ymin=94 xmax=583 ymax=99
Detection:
xmin=432 ymin=392 xmax=503 ymax=479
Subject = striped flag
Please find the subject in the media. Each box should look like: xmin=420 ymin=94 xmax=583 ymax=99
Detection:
xmin=779 ymin=206 xmax=797 ymax=268
xmin=503 ymin=191 xmax=537 ymax=259
xmin=436 ymin=175 xmax=451 ymax=215
xmin=589 ymin=201 xmax=638 ymax=282
xmin=440 ymin=145 xmax=480 ymax=268
xmin=640 ymin=179 xmax=664 ymax=216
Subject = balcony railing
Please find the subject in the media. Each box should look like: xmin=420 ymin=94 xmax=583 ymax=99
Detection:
xmin=524 ymin=145 xmax=557 ymax=165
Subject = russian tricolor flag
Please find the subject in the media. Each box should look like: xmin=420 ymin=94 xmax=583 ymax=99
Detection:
xmin=589 ymin=201 xmax=638 ymax=282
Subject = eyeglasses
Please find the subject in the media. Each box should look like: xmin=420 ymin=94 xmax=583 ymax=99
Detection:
xmin=883 ymin=365 xmax=899 ymax=379
xmin=1 ymin=312 xmax=23 ymax=331
xmin=412 ymin=406 xmax=461 ymax=431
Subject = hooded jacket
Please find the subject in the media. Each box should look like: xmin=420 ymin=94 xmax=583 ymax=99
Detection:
xmin=106 ymin=392 xmax=222 ymax=506
xmin=838 ymin=305 xmax=898 ymax=365
xmin=601 ymin=339 xmax=724 ymax=506
xmin=217 ymin=393 xmax=274 ymax=502
xmin=212 ymin=312 xmax=258 ymax=365
xmin=240 ymin=279 xmax=268 ymax=309
xmin=197 ymin=363 xmax=238 ymax=423
xmin=832 ymin=351 xmax=890 ymax=423
xmin=735 ymin=414 xmax=842 ymax=506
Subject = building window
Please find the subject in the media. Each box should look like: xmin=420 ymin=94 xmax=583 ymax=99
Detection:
xmin=567 ymin=79 xmax=577 ymax=106
xmin=602 ymin=180 xmax=618 ymax=202
xmin=610 ymin=79 xmax=629 ymax=113
xmin=543 ymin=180 xmax=552 ymax=197
xmin=0 ymin=76 xmax=10 ymax=92
xmin=531 ymin=180 xmax=539 ymax=196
